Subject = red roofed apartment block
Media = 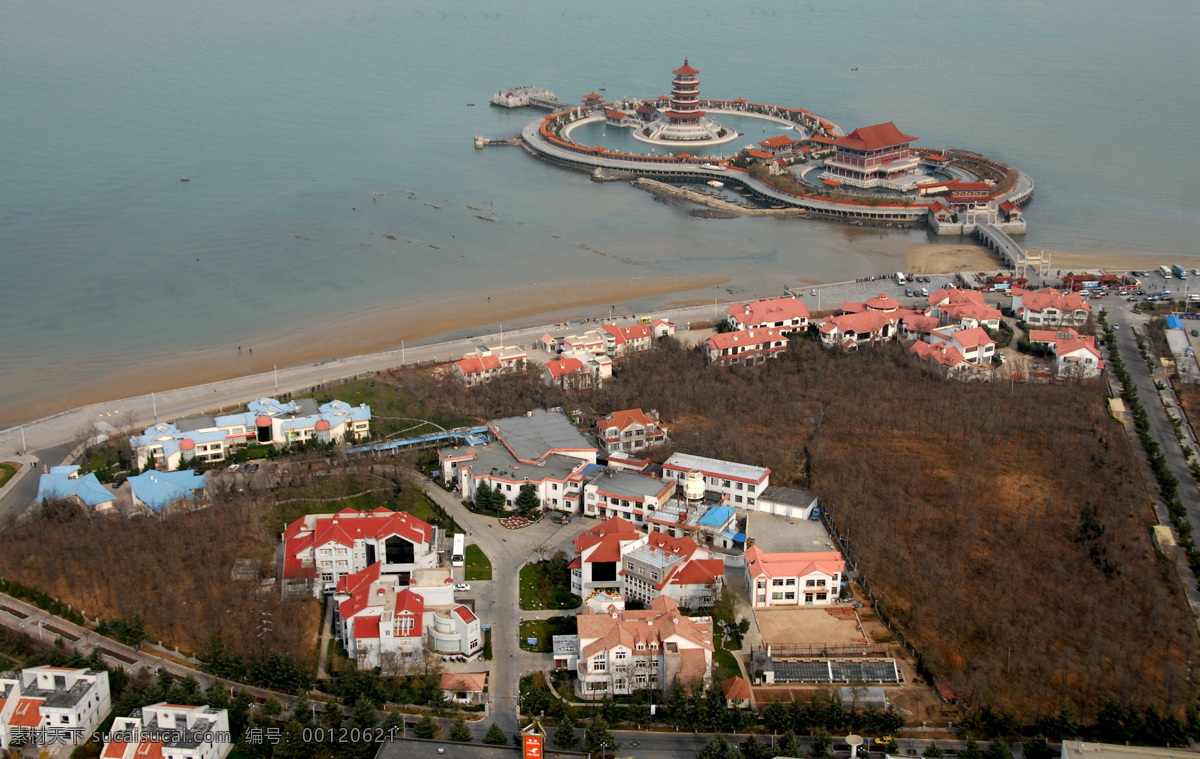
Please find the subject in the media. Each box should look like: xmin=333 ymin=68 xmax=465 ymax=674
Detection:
xmin=1028 ymin=328 xmax=1104 ymax=378
xmin=726 ymin=296 xmax=810 ymax=332
xmin=706 ymin=327 xmax=790 ymax=365
xmin=928 ymin=325 xmax=995 ymax=365
xmin=282 ymin=508 xmax=437 ymax=597
xmin=744 ymin=545 xmax=845 ymax=607
xmin=600 ymin=323 xmax=654 ymax=357
xmin=594 ymin=408 xmax=669 ymax=455
xmin=454 ymin=346 xmax=528 ymax=387
xmin=335 ymin=561 xmax=482 ymax=668
xmin=575 ymin=595 xmax=714 ymax=697
xmin=1 ymin=666 xmax=112 ymax=749
xmin=1012 ymin=287 xmax=1092 ymax=327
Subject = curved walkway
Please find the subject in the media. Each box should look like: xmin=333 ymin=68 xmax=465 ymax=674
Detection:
xmin=524 ymin=113 xmax=1034 ymax=222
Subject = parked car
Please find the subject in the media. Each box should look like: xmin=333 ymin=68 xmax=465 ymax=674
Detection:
xmin=810 ymin=507 xmax=821 ymax=521
xmin=454 ymin=583 xmax=471 ymax=592
xmin=322 ymin=583 xmax=336 ymax=596
xmin=810 ymin=289 xmax=817 ymax=296
xmin=904 ymin=289 xmax=913 ymax=297
xmin=227 ymin=463 xmax=240 ymax=471
xmin=1192 ymin=330 xmax=1198 ymax=337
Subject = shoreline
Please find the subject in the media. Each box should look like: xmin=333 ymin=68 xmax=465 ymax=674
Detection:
xmin=0 ymin=275 xmax=728 ymax=427
xmin=8 ymin=240 xmax=1200 ymax=430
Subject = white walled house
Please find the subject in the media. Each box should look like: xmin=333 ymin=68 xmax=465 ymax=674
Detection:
xmin=600 ymin=323 xmax=654 ymax=357
xmin=662 ymin=453 xmax=770 ymax=508
xmin=440 ymin=408 xmax=599 ymax=513
xmin=594 ymin=409 xmax=669 ymax=455
xmin=726 ymin=296 xmax=810 ymax=332
xmin=1028 ymin=328 xmax=1105 ymax=378
xmin=101 ymin=703 xmax=231 ymax=759
xmin=570 ymin=516 xmax=648 ymax=597
xmin=131 ymin=396 xmax=371 ymax=471
xmin=1012 ymin=287 xmax=1092 ymax=327
xmin=281 ymin=508 xmax=438 ymax=594
xmin=0 ymin=666 xmax=111 ymax=749
xmin=454 ymin=346 xmax=528 ymax=387
xmin=335 ymin=563 xmax=482 ymax=669
xmin=706 ymin=328 xmax=789 ymax=365
xmin=744 ymin=545 xmax=845 ymax=607
xmin=575 ymin=596 xmax=714 ymax=697
xmin=623 ymin=531 xmax=725 ymax=609
xmin=929 ymin=325 xmax=995 ymax=365
xmin=583 ymin=471 xmax=676 ymax=523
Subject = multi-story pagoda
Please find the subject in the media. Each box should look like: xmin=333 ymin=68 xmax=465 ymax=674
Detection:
xmin=634 ymin=58 xmax=737 ymax=147
xmin=665 ymin=59 xmax=704 ymax=126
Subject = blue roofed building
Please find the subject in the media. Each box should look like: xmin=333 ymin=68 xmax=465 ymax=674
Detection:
xmin=36 ymin=469 xmax=114 ymax=511
xmin=130 ymin=396 xmax=372 ymax=471
xmin=127 ymin=470 xmax=208 ymax=513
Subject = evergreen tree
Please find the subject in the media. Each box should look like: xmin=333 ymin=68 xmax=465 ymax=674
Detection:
xmin=697 ymin=735 xmax=739 ymax=759
xmin=261 ymin=697 xmax=283 ymax=717
xmin=412 ymin=714 xmax=441 ymax=740
xmin=553 ymin=714 xmax=580 ymax=750
xmin=291 ymin=693 xmax=311 ymax=725
xmin=776 ymin=730 xmax=804 ymax=759
xmin=763 ymin=700 xmax=790 ymax=732
xmin=514 ymin=483 xmax=541 ymax=515
xmin=449 ymin=717 xmax=473 ymax=742
xmin=206 ymin=679 xmax=231 ymax=711
xmin=1022 ymin=735 xmax=1056 ymax=759
xmin=1035 ymin=703 xmax=1080 ymax=741
xmin=271 ymin=720 xmax=310 ymax=759
xmin=960 ymin=736 xmax=983 ymax=759
xmin=740 ymin=734 xmax=769 ymax=759
xmin=382 ymin=710 xmax=405 ymax=738
xmin=810 ymin=729 xmax=833 ymax=758
xmin=924 ymin=741 xmax=945 ymax=758
xmin=983 ymin=740 xmax=1012 ymax=759
xmin=474 ymin=483 xmax=497 ymax=511
xmin=583 ymin=717 xmax=619 ymax=757
xmin=482 ymin=722 xmax=507 ymax=745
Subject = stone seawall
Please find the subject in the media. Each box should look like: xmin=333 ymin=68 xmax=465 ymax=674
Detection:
xmin=631 ymin=178 xmax=806 ymax=218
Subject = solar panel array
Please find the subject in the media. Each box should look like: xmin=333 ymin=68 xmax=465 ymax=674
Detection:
xmin=771 ymin=659 xmax=899 ymax=684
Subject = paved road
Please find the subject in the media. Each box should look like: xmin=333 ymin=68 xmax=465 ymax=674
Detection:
xmin=1105 ymin=298 xmax=1200 ymax=610
xmin=401 ymin=470 xmax=585 ymax=736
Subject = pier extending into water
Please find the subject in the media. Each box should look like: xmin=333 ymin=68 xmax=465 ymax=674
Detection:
xmin=976 ymin=222 xmax=1050 ymax=279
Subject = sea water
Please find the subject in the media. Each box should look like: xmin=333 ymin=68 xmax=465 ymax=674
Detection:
xmin=1 ymin=0 xmax=1197 ymax=418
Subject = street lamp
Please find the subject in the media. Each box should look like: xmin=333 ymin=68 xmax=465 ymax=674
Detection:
xmin=401 ymin=339 xmax=405 ymax=365
xmin=273 ymin=364 xmax=278 ymax=394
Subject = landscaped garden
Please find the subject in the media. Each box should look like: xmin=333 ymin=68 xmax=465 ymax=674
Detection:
xmin=464 ymin=544 xmax=492 ymax=582
xmin=518 ymin=617 xmax=576 ymax=653
xmin=519 ymin=555 xmax=581 ymax=611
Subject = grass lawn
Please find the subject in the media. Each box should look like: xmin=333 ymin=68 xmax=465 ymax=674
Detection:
xmin=0 ymin=463 xmax=18 ymax=490
xmin=519 ymin=562 xmax=581 ymax=611
xmin=518 ymin=617 xmax=576 ymax=653
xmin=712 ymin=647 xmax=740 ymax=680
xmin=464 ymin=545 xmax=492 ymax=581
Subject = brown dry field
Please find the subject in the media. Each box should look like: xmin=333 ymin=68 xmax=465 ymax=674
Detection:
xmin=753 ymin=606 xmax=867 ymax=648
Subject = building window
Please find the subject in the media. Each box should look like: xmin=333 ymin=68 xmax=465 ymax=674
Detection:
xmin=785 ymin=579 xmax=795 ymax=586
xmin=615 ymin=651 xmax=626 ymax=659
xmin=592 ymin=660 xmax=606 ymax=672
xmin=785 ymin=592 xmax=795 ymax=600
xmin=806 ymin=579 xmax=816 ymax=587
xmin=772 ymin=592 xmax=784 ymax=600
xmin=773 ymin=579 xmax=784 ymax=586
xmin=736 ymin=482 xmax=744 ymax=491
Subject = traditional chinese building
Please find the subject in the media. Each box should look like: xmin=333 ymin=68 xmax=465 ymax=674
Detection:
xmin=666 ymin=59 xmax=703 ymax=126
xmin=822 ymin=122 xmax=923 ymax=191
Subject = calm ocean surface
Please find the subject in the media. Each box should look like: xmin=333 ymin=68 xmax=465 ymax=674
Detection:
xmin=1 ymin=0 xmax=1198 ymax=417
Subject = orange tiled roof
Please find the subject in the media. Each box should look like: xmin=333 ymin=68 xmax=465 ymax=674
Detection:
xmin=831 ymin=122 xmax=917 ymax=152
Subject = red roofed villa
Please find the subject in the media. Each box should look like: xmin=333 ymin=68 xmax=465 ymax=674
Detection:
xmin=822 ymin=121 xmax=926 ymax=191
xmin=744 ymin=545 xmax=845 ymax=607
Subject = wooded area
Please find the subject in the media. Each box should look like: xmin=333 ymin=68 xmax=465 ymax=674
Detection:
xmin=0 ymin=457 xmax=437 ymax=670
xmin=377 ymin=337 xmax=1199 ymax=720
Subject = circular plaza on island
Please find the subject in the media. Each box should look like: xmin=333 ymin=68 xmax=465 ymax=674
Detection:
xmin=493 ymin=59 xmax=1035 ymax=238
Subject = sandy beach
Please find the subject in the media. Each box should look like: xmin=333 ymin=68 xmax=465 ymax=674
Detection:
xmin=906 ymin=242 xmax=1200 ymax=276
xmin=1 ymin=275 xmax=727 ymax=426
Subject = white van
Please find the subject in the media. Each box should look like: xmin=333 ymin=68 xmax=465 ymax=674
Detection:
xmin=895 ymin=272 xmax=907 ymax=285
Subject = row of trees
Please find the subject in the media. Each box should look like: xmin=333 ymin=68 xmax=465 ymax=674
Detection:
xmin=472 ymin=481 xmax=541 ymax=515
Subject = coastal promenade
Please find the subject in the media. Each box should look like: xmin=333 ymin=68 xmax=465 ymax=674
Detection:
xmin=0 ymin=301 xmax=747 ymax=458
xmin=2 ymin=275 xmax=991 ymax=461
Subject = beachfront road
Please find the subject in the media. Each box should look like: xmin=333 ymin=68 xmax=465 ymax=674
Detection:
xmin=0 ymin=274 xmax=991 ymax=457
